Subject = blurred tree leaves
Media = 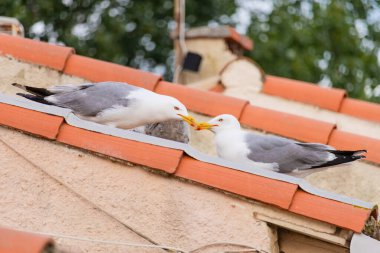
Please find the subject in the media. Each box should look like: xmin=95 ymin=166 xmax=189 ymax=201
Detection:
xmin=247 ymin=0 xmax=380 ymax=103
xmin=0 ymin=0 xmax=379 ymax=102
xmin=0 ymin=0 xmax=236 ymax=78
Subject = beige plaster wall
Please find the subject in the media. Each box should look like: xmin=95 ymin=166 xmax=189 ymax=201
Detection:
xmin=220 ymin=58 xmax=263 ymax=92
xmin=0 ymin=56 xmax=87 ymax=93
xmin=278 ymin=230 xmax=348 ymax=253
xmin=0 ymin=127 xmax=278 ymax=253
xmin=0 ymin=133 xmax=164 ymax=253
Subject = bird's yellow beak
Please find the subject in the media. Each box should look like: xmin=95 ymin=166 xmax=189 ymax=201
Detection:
xmin=178 ymin=114 xmax=197 ymax=127
xmin=195 ymin=122 xmax=218 ymax=131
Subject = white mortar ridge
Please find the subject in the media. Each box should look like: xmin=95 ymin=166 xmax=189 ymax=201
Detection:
xmin=0 ymin=92 xmax=373 ymax=210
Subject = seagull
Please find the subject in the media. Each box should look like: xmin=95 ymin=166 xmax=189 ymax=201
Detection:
xmin=196 ymin=114 xmax=366 ymax=173
xmin=11 ymin=82 xmax=196 ymax=129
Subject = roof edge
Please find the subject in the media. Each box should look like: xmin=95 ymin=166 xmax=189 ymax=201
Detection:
xmin=0 ymin=93 xmax=373 ymax=211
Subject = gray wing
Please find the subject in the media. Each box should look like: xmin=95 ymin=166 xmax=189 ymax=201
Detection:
xmin=46 ymin=82 xmax=137 ymax=116
xmin=245 ymin=133 xmax=333 ymax=173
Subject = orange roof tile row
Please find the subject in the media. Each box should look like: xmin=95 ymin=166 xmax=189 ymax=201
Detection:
xmin=1 ymin=33 xmax=379 ymax=125
xmin=263 ymin=75 xmax=380 ymax=123
xmin=289 ymin=191 xmax=371 ymax=232
xmin=328 ymin=130 xmax=380 ymax=163
xmin=0 ymin=34 xmax=380 ymax=160
xmin=0 ymin=227 xmax=53 ymax=253
xmin=209 ymin=83 xmax=225 ymax=93
xmin=0 ymin=102 xmax=371 ymax=232
xmin=227 ymin=27 xmax=254 ymax=51
xmin=64 ymin=55 xmax=161 ymax=91
xmin=263 ymin=75 xmax=346 ymax=112
xmin=0 ymin=103 xmax=63 ymax=139
xmin=1 ymin=34 xmax=379 ymax=162
xmin=57 ymin=123 xmax=183 ymax=173
xmin=0 ymin=34 xmax=376 ymax=232
xmin=340 ymin=98 xmax=380 ymax=122
xmin=240 ymin=105 xmax=335 ymax=144
xmin=176 ymin=155 xmax=298 ymax=209
xmin=0 ymin=34 xmax=73 ymax=71
xmin=155 ymin=81 xmax=248 ymax=118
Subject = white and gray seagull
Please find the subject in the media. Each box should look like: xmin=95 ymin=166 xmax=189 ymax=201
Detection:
xmin=196 ymin=114 xmax=366 ymax=173
xmin=11 ymin=82 xmax=196 ymax=130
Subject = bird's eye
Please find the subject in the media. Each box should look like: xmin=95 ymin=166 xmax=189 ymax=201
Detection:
xmin=174 ymin=106 xmax=180 ymax=111
xmin=218 ymin=118 xmax=223 ymax=122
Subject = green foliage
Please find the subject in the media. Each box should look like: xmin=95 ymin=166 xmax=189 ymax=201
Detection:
xmin=1 ymin=0 xmax=379 ymax=102
xmin=0 ymin=0 xmax=236 ymax=79
xmin=364 ymin=215 xmax=380 ymax=240
xmin=247 ymin=0 xmax=380 ymax=103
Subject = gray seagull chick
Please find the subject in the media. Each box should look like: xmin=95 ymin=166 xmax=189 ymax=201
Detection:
xmin=197 ymin=114 xmax=366 ymax=173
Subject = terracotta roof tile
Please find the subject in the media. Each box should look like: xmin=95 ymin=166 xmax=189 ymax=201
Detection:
xmin=289 ymin=190 xmax=371 ymax=233
xmin=64 ymin=55 xmax=161 ymax=90
xmin=209 ymin=84 xmax=225 ymax=93
xmin=57 ymin=123 xmax=183 ymax=173
xmin=340 ymin=98 xmax=380 ymax=123
xmin=328 ymin=130 xmax=380 ymax=164
xmin=263 ymin=75 xmax=346 ymax=111
xmin=182 ymin=26 xmax=253 ymax=51
xmin=0 ymin=34 xmax=73 ymax=71
xmin=227 ymin=27 xmax=253 ymax=51
xmin=155 ymin=81 xmax=248 ymax=118
xmin=0 ymin=103 xmax=63 ymax=139
xmin=0 ymin=227 xmax=53 ymax=253
xmin=176 ymin=155 xmax=298 ymax=209
xmin=240 ymin=105 xmax=336 ymax=144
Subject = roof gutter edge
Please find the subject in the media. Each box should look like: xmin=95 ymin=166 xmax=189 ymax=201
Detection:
xmin=0 ymin=93 xmax=374 ymax=210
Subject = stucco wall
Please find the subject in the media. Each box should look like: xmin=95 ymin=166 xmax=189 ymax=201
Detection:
xmin=0 ymin=56 xmax=278 ymax=252
xmin=0 ymin=127 xmax=278 ymax=253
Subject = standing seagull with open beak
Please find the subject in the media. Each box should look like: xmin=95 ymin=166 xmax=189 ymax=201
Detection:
xmin=11 ymin=82 xmax=196 ymax=129
xmin=196 ymin=114 xmax=366 ymax=173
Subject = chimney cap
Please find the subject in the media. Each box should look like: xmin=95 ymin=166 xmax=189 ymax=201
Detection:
xmin=171 ymin=25 xmax=253 ymax=51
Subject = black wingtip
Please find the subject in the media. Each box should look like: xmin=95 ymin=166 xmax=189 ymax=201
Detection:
xmin=12 ymin=83 xmax=54 ymax=97
xmin=16 ymin=93 xmax=54 ymax=105
xmin=354 ymin=150 xmax=367 ymax=156
xmin=311 ymin=152 xmax=366 ymax=170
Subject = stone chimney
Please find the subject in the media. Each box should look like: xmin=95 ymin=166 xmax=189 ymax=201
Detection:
xmin=173 ymin=26 xmax=264 ymax=93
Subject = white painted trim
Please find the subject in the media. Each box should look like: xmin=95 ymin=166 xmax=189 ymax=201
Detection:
xmin=351 ymin=233 xmax=380 ymax=252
